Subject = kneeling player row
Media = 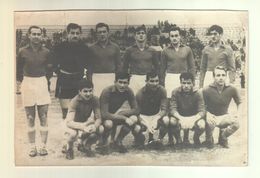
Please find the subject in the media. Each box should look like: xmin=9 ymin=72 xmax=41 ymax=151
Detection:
xmin=62 ymin=66 xmax=241 ymax=160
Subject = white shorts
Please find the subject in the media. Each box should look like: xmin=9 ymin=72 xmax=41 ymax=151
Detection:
xmin=140 ymin=114 xmax=160 ymax=133
xmin=204 ymin=71 xmax=230 ymax=87
xmin=206 ymin=112 xmax=232 ymax=127
xmin=21 ymin=76 xmax=51 ymax=107
xmin=129 ymin=74 xmax=146 ymax=95
xmin=165 ymin=73 xmax=181 ymax=98
xmin=93 ymin=73 xmax=115 ymax=97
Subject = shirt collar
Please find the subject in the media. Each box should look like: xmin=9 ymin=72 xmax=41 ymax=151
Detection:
xmin=143 ymin=85 xmax=160 ymax=93
xmin=111 ymin=85 xmax=130 ymax=93
xmin=96 ymin=39 xmax=112 ymax=47
xmin=168 ymin=43 xmax=185 ymax=49
xmin=209 ymin=82 xmax=230 ymax=89
xmin=26 ymin=43 xmax=43 ymax=50
xmin=133 ymin=43 xmax=150 ymax=50
xmin=209 ymin=40 xmax=226 ymax=49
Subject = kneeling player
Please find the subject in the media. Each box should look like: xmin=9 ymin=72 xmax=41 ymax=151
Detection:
xmin=62 ymin=79 xmax=102 ymax=160
xmin=168 ymin=72 xmax=206 ymax=147
xmin=98 ymin=72 xmax=139 ymax=153
xmin=134 ymin=71 xmax=168 ymax=148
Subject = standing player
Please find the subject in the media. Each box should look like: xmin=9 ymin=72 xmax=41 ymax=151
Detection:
xmin=169 ymin=72 xmax=206 ymax=147
xmin=89 ymin=23 xmax=121 ymax=96
xmin=161 ymin=26 xmax=196 ymax=97
xmin=199 ymin=25 xmax=235 ymax=88
xmin=52 ymin=23 xmax=92 ymax=119
xmin=16 ymin=26 xmax=51 ymax=157
xmin=99 ymin=72 xmax=139 ymax=153
xmin=122 ymin=25 xmax=160 ymax=94
xmin=134 ymin=71 xmax=168 ymax=147
xmin=203 ymin=66 xmax=241 ymax=148
xmin=62 ymin=79 xmax=102 ymax=160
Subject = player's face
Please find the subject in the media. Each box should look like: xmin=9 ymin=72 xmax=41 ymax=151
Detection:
xmin=115 ymin=79 xmax=129 ymax=92
xmin=67 ymin=28 xmax=81 ymax=43
xmin=209 ymin=30 xmax=222 ymax=44
xmin=135 ymin=30 xmax=146 ymax=43
xmin=29 ymin=28 xmax=42 ymax=45
xmin=146 ymin=76 xmax=159 ymax=90
xmin=169 ymin=30 xmax=181 ymax=45
xmin=180 ymin=79 xmax=193 ymax=92
xmin=79 ymin=88 xmax=93 ymax=100
xmin=96 ymin=26 xmax=109 ymax=42
xmin=214 ymin=69 xmax=227 ymax=86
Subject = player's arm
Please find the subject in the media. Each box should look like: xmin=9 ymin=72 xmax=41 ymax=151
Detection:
xmin=199 ymin=48 xmax=208 ymax=88
xmin=122 ymin=49 xmax=130 ymax=73
xmin=227 ymin=47 xmax=236 ymax=83
xmin=233 ymin=87 xmax=242 ymax=118
xmin=192 ymin=90 xmax=206 ymax=121
xmin=16 ymin=48 xmax=25 ymax=82
xmin=158 ymin=87 xmax=168 ymax=119
xmin=93 ymin=97 xmax=102 ymax=127
xmin=159 ymin=50 xmax=167 ymax=86
xmin=66 ymin=111 xmax=86 ymax=131
xmin=187 ymin=47 xmax=196 ymax=77
xmin=114 ymin=45 xmax=122 ymax=73
xmin=169 ymin=90 xmax=184 ymax=121
xmin=117 ymin=89 xmax=138 ymax=117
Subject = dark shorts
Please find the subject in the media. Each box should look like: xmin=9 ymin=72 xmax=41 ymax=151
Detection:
xmin=55 ymin=72 xmax=83 ymax=99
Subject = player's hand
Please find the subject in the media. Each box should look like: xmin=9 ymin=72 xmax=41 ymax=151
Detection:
xmin=83 ymin=125 xmax=96 ymax=133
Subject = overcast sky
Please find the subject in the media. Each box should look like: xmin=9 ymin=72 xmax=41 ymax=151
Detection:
xmin=15 ymin=10 xmax=248 ymax=27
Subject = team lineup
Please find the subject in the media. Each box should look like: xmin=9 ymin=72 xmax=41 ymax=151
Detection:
xmin=16 ymin=22 xmax=243 ymax=161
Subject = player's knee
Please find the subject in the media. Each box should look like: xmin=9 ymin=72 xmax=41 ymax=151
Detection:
xmin=197 ymin=120 xmax=206 ymax=130
xmin=169 ymin=117 xmax=178 ymax=126
xmin=133 ymin=124 xmax=142 ymax=134
xmin=232 ymin=121 xmax=240 ymax=131
xmin=98 ymin=125 xmax=104 ymax=135
xmin=125 ymin=116 xmax=137 ymax=127
xmin=26 ymin=114 xmax=35 ymax=127
xmin=104 ymin=120 xmax=113 ymax=130
xmin=162 ymin=116 xmax=170 ymax=126
xmin=67 ymin=129 xmax=78 ymax=140
xmin=39 ymin=113 xmax=48 ymax=127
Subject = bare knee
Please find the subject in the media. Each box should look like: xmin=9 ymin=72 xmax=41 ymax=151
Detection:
xmin=197 ymin=119 xmax=206 ymax=130
xmin=125 ymin=115 xmax=138 ymax=126
xmin=26 ymin=114 xmax=35 ymax=127
xmin=133 ymin=124 xmax=142 ymax=134
xmin=162 ymin=116 xmax=170 ymax=126
xmin=169 ymin=117 xmax=178 ymax=126
xmin=104 ymin=120 xmax=113 ymax=130
xmin=232 ymin=121 xmax=240 ymax=131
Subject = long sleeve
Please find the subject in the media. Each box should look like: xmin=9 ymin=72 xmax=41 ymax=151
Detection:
xmin=169 ymin=90 xmax=178 ymax=117
xmin=226 ymin=47 xmax=236 ymax=83
xmin=159 ymin=88 xmax=168 ymax=117
xmin=199 ymin=49 xmax=208 ymax=88
xmin=114 ymin=46 xmax=122 ymax=73
xmin=196 ymin=90 xmax=206 ymax=118
xmin=118 ymin=89 xmax=139 ymax=117
xmin=16 ymin=49 xmax=24 ymax=82
xmin=122 ymin=49 xmax=130 ymax=73
xmin=187 ymin=47 xmax=196 ymax=77
xmin=160 ymin=50 xmax=167 ymax=86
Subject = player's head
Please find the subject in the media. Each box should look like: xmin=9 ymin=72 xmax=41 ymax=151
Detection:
xmin=169 ymin=26 xmax=181 ymax=45
xmin=135 ymin=25 xmax=147 ymax=43
xmin=28 ymin=26 xmax=43 ymax=45
xmin=146 ymin=71 xmax=160 ymax=90
xmin=96 ymin=22 xmax=109 ymax=42
xmin=66 ymin=23 xmax=82 ymax=43
xmin=213 ymin=65 xmax=227 ymax=86
xmin=78 ymin=79 xmax=94 ymax=100
xmin=208 ymin=25 xmax=223 ymax=44
xmin=179 ymin=72 xmax=194 ymax=92
xmin=114 ymin=72 xmax=131 ymax=92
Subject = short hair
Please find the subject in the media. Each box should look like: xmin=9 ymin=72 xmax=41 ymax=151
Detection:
xmin=67 ymin=23 xmax=82 ymax=33
xmin=179 ymin=72 xmax=194 ymax=83
xmin=146 ymin=71 xmax=159 ymax=81
xmin=213 ymin=65 xmax=227 ymax=76
xmin=135 ymin=25 xmax=146 ymax=34
xmin=28 ymin=26 xmax=42 ymax=34
xmin=169 ymin=26 xmax=181 ymax=35
xmin=78 ymin=79 xmax=93 ymax=91
xmin=115 ymin=72 xmax=131 ymax=82
xmin=208 ymin=25 xmax=223 ymax=35
xmin=95 ymin=22 xmax=109 ymax=32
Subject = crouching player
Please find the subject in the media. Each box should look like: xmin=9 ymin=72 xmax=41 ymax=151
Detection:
xmin=62 ymin=79 xmax=102 ymax=160
xmin=168 ymin=72 xmax=206 ymax=147
xmin=98 ymin=72 xmax=139 ymax=153
xmin=134 ymin=71 xmax=168 ymax=149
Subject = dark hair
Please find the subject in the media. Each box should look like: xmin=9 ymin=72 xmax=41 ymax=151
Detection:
xmin=179 ymin=72 xmax=194 ymax=83
xmin=208 ymin=25 xmax=223 ymax=35
xmin=146 ymin=71 xmax=159 ymax=81
xmin=213 ymin=65 xmax=227 ymax=76
xmin=78 ymin=79 xmax=93 ymax=91
xmin=67 ymin=23 xmax=82 ymax=33
xmin=169 ymin=26 xmax=181 ymax=35
xmin=135 ymin=25 xmax=146 ymax=34
xmin=28 ymin=26 xmax=42 ymax=34
xmin=95 ymin=22 xmax=109 ymax=32
xmin=115 ymin=72 xmax=131 ymax=82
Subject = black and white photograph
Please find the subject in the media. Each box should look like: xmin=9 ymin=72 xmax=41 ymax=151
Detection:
xmin=14 ymin=10 xmax=248 ymax=166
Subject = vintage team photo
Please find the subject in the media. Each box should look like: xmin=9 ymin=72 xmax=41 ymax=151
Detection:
xmin=14 ymin=10 xmax=248 ymax=166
